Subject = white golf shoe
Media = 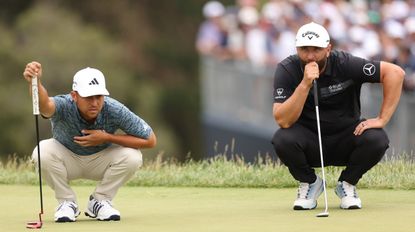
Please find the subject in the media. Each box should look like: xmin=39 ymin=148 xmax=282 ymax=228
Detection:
xmin=54 ymin=201 xmax=80 ymax=222
xmin=293 ymin=176 xmax=324 ymax=210
xmin=335 ymin=181 xmax=362 ymax=209
xmin=85 ymin=195 xmax=121 ymax=221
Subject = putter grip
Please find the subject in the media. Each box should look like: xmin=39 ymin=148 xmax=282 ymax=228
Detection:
xmin=313 ymin=80 xmax=318 ymax=107
xmin=31 ymin=76 xmax=40 ymax=115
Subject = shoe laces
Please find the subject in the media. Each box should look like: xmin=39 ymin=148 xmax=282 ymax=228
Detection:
xmin=297 ymin=182 xmax=311 ymax=199
xmin=341 ymin=181 xmax=357 ymax=198
xmin=91 ymin=197 xmax=114 ymax=212
xmin=57 ymin=201 xmax=78 ymax=213
xmin=100 ymin=200 xmax=113 ymax=208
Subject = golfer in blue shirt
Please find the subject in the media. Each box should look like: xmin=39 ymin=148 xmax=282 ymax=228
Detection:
xmin=23 ymin=62 xmax=157 ymax=222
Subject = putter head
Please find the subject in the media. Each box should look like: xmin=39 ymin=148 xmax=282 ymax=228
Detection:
xmin=26 ymin=221 xmax=42 ymax=229
xmin=26 ymin=212 xmax=43 ymax=229
xmin=316 ymin=211 xmax=329 ymax=217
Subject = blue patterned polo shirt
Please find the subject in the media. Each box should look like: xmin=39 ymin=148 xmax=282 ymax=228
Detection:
xmin=50 ymin=94 xmax=152 ymax=155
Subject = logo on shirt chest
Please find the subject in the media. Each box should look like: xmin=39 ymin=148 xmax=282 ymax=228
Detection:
xmin=319 ymin=80 xmax=354 ymax=98
xmin=328 ymin=83 xmax=343 ymax=93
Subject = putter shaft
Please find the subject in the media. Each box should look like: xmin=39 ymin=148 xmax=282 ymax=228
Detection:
xmin=27 ymin=76 xmax=44 ymax=228
xmin=313 ymin=80 xmax=329 ymax=217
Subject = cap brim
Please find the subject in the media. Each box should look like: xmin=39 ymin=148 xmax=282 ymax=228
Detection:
xmin=295 ymin=42 xmax=328 ymax=48
xmin=77 ymin=89 xmax=110 ymax=97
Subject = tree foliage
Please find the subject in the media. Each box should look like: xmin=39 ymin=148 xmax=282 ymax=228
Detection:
xmin=0 ymin=0 xmax=211 ymax=161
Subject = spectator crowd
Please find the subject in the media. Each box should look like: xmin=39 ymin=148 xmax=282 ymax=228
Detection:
xmin=196 ymin=0 xmax=415 ymax=91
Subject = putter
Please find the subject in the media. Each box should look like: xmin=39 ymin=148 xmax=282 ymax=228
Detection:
xmin=313 ymin=80 xmax=329 ymax=218
xmin=26 ymin=76 xmax=44 ymax=229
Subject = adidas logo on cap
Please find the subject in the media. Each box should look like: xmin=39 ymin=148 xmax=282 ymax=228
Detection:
xmin=89 ymin=78 xmax=99 ymax=85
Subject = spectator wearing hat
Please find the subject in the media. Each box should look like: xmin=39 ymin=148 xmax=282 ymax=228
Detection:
xmin=196 ymin=1 xmax=229 ymax=58
xmin=238 ymin=6 xmax=268 ymax=67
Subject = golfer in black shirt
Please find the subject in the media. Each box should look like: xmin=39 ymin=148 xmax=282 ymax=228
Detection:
xmin=271 ymin=22 xmax=405 ymax=210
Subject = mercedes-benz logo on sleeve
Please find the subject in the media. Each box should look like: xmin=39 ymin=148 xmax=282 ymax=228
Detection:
xmin=363 ymin=63 xmax=376 ymax=76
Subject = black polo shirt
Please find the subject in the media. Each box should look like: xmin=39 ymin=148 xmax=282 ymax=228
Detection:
xmin=273 ymin=50 xmax=381 ymax=135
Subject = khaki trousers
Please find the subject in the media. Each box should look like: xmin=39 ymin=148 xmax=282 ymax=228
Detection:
xmin=32 ymin=138 xmax=143 ymax=204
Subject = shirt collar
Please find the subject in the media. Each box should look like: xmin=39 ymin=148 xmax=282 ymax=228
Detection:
xmin=321 ymin=54 xmax=333 ymax=76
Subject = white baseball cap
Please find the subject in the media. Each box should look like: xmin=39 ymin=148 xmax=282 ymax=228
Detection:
xmin=295 ymin=22 xmax=330 ymax=48
xmin=238 ymin=6 xmax=259 ymax=26
xmin=203 ymin=1 xmax=225 ymax=18
xmin=72 ymin=67 xmax=110 ymax=97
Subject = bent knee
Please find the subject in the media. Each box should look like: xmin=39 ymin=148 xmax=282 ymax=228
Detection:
xmin=272 ymin=129 xmax=298 ymax=149
xmin=360 ymin=129 xmax=389 ymax=150
xmin=121 ymin=148 xmax=143 ymax=170
xmin=31 ymin=139 xmax=60 ymax=167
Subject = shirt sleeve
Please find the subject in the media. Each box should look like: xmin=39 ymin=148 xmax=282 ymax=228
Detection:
xmin=51 ymin=95 xmax=70 ymax=121
xmin=107 ymin=98 xmax=153 ymax=139
xmin=273 ymin=63 xmax=296 ymax=103
xmin=341 ymin=52 xmax=381 ymax=84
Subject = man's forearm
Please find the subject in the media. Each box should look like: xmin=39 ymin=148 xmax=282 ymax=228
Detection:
xmin=106 ymin=132 xmax=156 ymax=149
xmin=378 ymin=62 xmax=405 ymax=126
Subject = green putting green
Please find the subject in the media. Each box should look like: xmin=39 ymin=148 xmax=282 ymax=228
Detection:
xmin=1 ymin=185 xmax=414 ymax=232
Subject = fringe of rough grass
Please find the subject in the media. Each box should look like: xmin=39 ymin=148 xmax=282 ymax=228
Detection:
xmin=0 ymin=153 xmax=414 ymax=189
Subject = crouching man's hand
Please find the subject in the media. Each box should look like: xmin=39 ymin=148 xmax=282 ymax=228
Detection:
xmin=73 ymin=129 xmax=109 ymax=147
